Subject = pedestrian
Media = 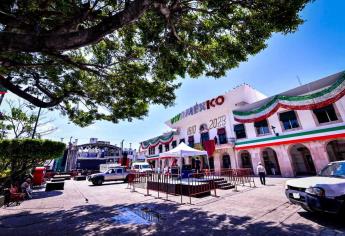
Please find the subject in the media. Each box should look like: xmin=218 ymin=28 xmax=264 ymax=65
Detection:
xmin=195 ymin=158 xmax=201 ymax=173
xmin=257 ymin=162 xmax=266 ymax=185
xmin=21 ymin=178 xmax=33 ymax=199
xmin=269 ymin=161 xmax=276 ymax=175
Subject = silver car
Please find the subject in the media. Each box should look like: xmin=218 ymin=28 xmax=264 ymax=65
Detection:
xmin=88 ymin=167 xmax=131 ymax=185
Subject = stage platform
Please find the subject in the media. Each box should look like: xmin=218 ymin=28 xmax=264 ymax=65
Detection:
xmin=146 ymin=177 xmax=220 ymax=197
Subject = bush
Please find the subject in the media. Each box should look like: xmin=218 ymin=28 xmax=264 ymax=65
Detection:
xmin=0 ymin=139 xmax=66 ymax=183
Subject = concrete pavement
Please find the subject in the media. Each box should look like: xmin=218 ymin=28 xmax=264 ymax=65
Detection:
xmin=0 ymin=177 xmax=344 ymax=235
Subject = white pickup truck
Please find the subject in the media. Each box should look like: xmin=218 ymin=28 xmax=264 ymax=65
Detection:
xmin=88 ymin=167 xmax=131 ymax=185
xmin=285 ymin=161 xmax=345 ymax=214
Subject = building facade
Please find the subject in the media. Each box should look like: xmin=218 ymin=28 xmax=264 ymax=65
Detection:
xmin=140 ymin=72 xmax=345 ymax=177
xmin=65 ymin=138 xmax=137 ymax=171
xmin=140 ymin=83 xmax=267 ymax=172
xmin=232 ymin=72 xmax=345 ymax=177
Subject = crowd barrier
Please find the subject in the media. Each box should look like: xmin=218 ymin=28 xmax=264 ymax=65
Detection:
xmin=128 ymin=168 xmax=255 ymax=204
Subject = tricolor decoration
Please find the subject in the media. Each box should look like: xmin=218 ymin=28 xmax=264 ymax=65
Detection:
xmin=233 ymin=74 xmax=345 ymax=123
xmin=140 ymin=131 xmax=176 ymax=150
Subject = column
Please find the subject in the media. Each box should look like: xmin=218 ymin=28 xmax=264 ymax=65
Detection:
xmin=250 ymin=148 xmax=261 ymax=175
xmin=306 ymin=141 xmax=329 ymax=173
xmin=214 ymin=152 xmax=222 ymax=175
xmin=275 ymin=145 xmax=294 ymax=177
xmin=234 ymin=150 xmax=240 ymax=169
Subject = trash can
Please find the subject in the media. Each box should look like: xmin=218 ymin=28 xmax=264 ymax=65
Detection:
xmin=33 ymin=167 xmax=46 ymax=186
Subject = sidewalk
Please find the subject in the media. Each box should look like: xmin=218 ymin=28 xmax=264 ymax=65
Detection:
xmin=0 ymin=177 xmax=344 ymax=236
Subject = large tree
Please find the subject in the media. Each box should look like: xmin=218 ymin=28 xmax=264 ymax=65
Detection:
xmin=0 ymin=0 xmax=312 ymax=126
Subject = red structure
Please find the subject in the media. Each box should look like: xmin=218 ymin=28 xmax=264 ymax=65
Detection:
xmin=33 ymin=167 xmax=46 ymax=186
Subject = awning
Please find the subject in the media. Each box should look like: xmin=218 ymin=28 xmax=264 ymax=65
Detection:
xmin=159 ymin=142 xmax=207 ymax=158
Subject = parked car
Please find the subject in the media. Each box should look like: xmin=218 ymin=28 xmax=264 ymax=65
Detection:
xmin=131 ymin=162 xmax=152 ymax=173
xmin=88 ymin=167 xmax=131 ymax=185
xmin=285 ymin=161 xmax=345 ymax=214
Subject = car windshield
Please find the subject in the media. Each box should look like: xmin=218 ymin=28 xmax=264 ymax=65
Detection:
xmin=320 ymin=162 xmax=345 ymax=178
xmin=141 ymin=165 xmax=151 ymax=169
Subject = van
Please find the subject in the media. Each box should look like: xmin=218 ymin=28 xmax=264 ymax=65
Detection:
xmin=131 ymin=162 xmax=152 ymax=173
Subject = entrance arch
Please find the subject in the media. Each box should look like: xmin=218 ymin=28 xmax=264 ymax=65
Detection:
xmin=239 ymin=151 xmax=253 ymax=170
xmin=326 ymin=140 xmax=345 ymax=162
xmin=262 ymin=148 xmax=281 ymax=175
xmin=222 ymin=154 xmax=231 ymax=169
xmin=289 ymin=144 xmax=316 ymax=176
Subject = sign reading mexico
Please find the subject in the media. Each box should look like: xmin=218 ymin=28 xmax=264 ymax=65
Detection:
xmin=170 ymin=95 xmax=225 ymax=124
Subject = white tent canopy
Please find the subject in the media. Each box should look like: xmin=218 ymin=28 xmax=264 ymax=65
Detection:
xmin=159 ymin=142 xmax=208 ymax=158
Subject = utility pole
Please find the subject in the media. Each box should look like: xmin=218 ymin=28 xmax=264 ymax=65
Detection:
xmin=65 ymin=136 xmax=73 ymax=172
xmin=121 ymin=139 xmax=124 ymax=166
xmin=121 ymin=139 xmax=124 ymax=155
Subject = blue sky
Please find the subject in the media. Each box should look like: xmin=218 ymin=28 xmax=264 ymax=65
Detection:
xmin=6 ymin=0 xmax=345 ymax=149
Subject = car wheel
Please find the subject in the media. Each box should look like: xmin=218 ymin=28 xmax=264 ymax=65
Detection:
xmin=124 ymin=176 xmax=129 ymax=183
xmin=97 ymin=179 xmax=103 ymax=185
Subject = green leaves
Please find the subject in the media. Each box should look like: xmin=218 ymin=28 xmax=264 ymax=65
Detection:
xmin=0 ymin=139 xmax=65 ymax=181
xmin=0 ymin=0 xmax=312 ymax=126
xmin=0 ymin=139 xmax=65 ymax=161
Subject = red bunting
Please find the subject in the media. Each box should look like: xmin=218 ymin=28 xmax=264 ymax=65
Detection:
xmin=203 ymin=140 xmax=215 ymax=156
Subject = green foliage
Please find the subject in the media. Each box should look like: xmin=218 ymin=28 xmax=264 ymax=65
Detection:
xmin=0 ymin=0 xmax=313 ymax=126
xmin=1 ymin=100 xmax=57 ymax=139
xmin=0 ymin=139 xmax=65 ymax=182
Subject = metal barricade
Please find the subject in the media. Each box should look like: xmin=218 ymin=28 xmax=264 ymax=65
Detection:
xmin=187 ymin=172 xmax=217 ymax=204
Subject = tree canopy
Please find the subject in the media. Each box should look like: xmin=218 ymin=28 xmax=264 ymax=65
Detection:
xmin=0 ymin=0 xmax=312 ymax=126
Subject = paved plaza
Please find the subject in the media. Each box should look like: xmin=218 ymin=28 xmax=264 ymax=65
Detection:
xmin=0 ymin=177 xmax=344 ymax=236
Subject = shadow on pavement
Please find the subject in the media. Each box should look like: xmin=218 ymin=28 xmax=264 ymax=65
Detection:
xmin=32 ymin=191 xmax=63 ymax=199
xmin=298 ymin=211 xmax=345 ymax=230
xmin=87 ymin=182 xmax=126 ymax=187
xmin=1 ymin=201 xmax=344 ymax=236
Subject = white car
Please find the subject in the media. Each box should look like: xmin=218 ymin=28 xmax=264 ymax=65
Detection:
xmin=131 ymin=162 xmax=152 ymax=173
xmin=285 ymin=161 xmax=345 ymax=214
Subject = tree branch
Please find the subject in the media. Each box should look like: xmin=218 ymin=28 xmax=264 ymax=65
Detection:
xmin=0 ymin=75 xmax=64 ymax=108
xmin=0 ymin=0 xmax=151 ymax=52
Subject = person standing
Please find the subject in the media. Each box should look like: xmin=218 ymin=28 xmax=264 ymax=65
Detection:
xmin=269 ymin=161 xmax=276 ymax=175
xmin=195 ymin=158 xmax=201 ymax=173
xmin=257 ymin=162 xmax=266 ymax=185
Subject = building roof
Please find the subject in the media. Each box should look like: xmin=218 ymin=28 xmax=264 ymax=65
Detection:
xmin=166 ymin=83 xmax=266 ymax=127
xmin=77 ymin=143 xmax=120 ymax=150
xmin=140 ymin=131 xmax=177 ymax=149
xmin=232 ymin=71 xmax=345 ymax=123
xmin=234 ymin=71 xmax=344 ymax=112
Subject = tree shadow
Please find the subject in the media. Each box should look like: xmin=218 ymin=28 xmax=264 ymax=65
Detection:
xmin=87 ymin=182 xmax=126 ymax=187
xmin=32 ymin=190 xmax=63 ymax=199
xmin=1 ymin=201 xmax=343 ymax=236
xmin=297 ymin=211 xmax=345 ymax=229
